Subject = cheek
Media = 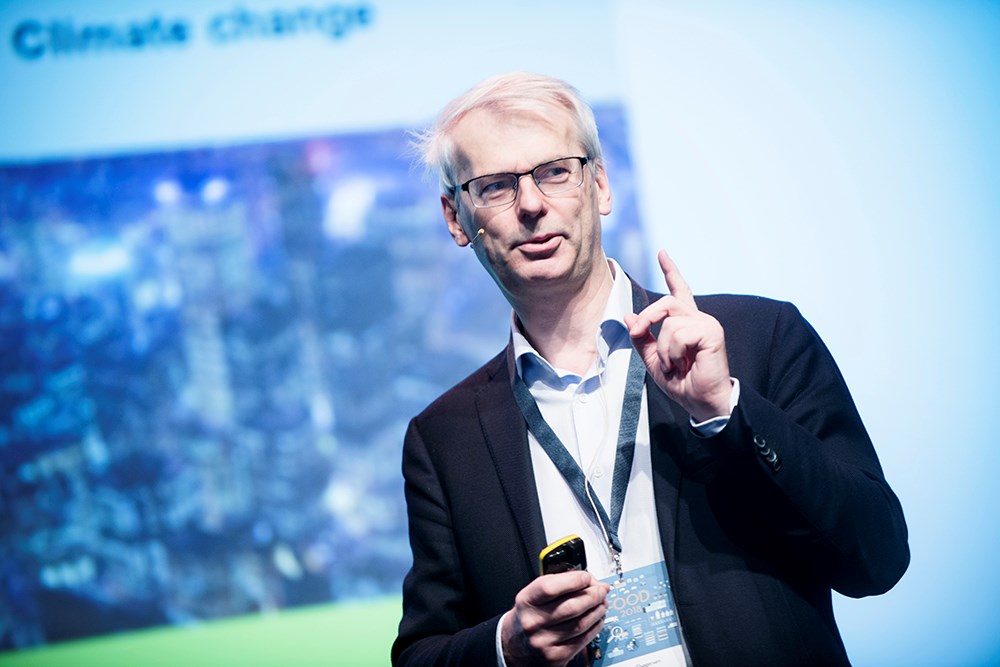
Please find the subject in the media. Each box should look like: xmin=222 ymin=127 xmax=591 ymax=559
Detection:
xmin=458 ymin=206 xmax=489 ymax=241
xmin=478 ymin=208 xmax=511 ymax=237
xmin=573 ymin=198 xmax=597 ymax=229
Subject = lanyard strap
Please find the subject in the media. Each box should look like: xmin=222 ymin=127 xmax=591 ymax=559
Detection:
xmin=512 ymin=345 xmax=646 ymax=555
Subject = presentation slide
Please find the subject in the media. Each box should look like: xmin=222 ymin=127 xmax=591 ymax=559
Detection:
xmin=1 ymin=1 xmax=997 ymax=666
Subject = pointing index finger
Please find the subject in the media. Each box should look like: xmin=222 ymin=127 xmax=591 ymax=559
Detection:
xmin=658 ymin=250 xmax=696 ymax=308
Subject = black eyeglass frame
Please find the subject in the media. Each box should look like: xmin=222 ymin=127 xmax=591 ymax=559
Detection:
xmin=456 ymin=156 xmax=591 ymax=209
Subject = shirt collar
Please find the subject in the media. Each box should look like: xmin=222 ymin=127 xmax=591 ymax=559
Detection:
xmin=511 ymin=258 xmax=633 ymax=385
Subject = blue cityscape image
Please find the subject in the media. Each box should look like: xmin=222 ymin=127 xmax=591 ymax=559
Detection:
xmin=0 ymin=105 xmax=647 ymax=649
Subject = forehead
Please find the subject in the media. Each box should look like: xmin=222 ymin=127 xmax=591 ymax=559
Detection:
xmin=450 ymin=107 xmax=579 ymax=180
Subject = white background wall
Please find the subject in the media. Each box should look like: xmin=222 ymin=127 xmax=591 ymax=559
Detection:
xmin=615 ymin=4 xmax=999 ymax=664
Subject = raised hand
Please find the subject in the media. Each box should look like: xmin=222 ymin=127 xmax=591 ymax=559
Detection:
xmin=501 ymin=571 xmax=610 ymax=666
xmin=624 ymin=250 xmax=733 ymax=423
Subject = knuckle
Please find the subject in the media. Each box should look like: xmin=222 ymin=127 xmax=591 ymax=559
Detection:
xmin=542 ymin=646 xmax=570 ymax=663
xmin=527 ymin=632 xmax=548 ymax=651
xmin=520 ymin=614 xmax=544 ymax=635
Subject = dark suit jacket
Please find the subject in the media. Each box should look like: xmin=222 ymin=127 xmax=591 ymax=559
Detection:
xmin=392 ymin=288 xmax=909 ymax=667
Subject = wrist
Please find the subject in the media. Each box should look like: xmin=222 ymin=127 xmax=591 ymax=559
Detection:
xmin=688 ymin=379 xmax=735 ymax=423
xmin=496 ymin=611 xmax=512 ymax=667
xmin=500 ymin=608 xmax=526 ymax=666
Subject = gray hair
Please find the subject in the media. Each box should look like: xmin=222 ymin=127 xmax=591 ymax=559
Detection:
xmin=411 ymin=71 xmax=605 ymax=196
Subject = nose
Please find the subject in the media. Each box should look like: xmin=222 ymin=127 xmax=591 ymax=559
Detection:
xmin=513 ymin=173 xmax=546 ymax=217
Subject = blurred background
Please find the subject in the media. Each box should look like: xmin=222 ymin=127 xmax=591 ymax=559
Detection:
xmin=0 ymin=1 xmax=997 ymax=665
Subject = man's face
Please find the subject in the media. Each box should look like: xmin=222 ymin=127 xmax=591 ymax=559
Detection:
xmin=442 ymin=108 xmax=612 ymax=303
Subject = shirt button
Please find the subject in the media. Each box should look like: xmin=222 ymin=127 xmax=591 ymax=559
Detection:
xmin=577 ymin=392 xmax=590 ymax=404
xmin=593 ymin=467 xmax=604 ymax=478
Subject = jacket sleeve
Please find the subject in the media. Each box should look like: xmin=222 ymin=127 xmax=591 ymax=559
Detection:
xmin=391 ymin=417 xmax=502 ymax=667
xmin=700 ymin=298 xmax=909 ymax=598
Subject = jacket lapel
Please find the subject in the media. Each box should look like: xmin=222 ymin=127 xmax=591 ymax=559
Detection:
xmin=631 ymin=280 xmax=690 ymax=597
xmin=477 ymin=350 xmax=548 ymax=575
xmin=646 ymin=378 xmax=689 ymax=594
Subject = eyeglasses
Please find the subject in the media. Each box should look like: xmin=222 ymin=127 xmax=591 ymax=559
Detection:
xmin=457 ymin=156 xmax=590 ymax=209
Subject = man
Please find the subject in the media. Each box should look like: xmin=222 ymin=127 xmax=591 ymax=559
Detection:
xmin=392 ymin=72 xmax=908 ymax=667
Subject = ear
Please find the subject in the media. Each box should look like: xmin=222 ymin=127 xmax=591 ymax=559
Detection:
xmin=595 ymin=165 xmax=613 ymax=216
xmin=442 ymin=193 xmax=472 ymax=246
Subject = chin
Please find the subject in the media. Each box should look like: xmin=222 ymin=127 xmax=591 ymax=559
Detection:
xmin=510 ymin=258 xmax=581 ymax=290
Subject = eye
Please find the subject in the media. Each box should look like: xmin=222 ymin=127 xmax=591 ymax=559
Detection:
xmin=474 ymin=176 xmax=515 ymax=200
xmin=536 ymin=163 xmax=571 ymax=183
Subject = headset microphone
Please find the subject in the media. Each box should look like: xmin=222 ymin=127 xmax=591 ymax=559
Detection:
xmin=469 ymin=228 xmax=485 ymax=248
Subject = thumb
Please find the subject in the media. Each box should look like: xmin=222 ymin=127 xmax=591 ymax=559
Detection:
xmin=625 ymin=314 xmax=662 ymax=376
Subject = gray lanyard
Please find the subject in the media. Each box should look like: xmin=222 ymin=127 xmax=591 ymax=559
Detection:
xmin=512 ymin=345 xmax=645 ymax=577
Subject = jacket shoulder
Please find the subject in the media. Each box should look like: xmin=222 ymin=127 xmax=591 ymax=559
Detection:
xmin=694 ymin=293 xmax=791 ymax=320
xmin=413 ymin=348 xmax=507 ymax=423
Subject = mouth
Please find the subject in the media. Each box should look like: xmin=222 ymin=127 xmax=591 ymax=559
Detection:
xmin=515 ymin=233 xmax=562 ymax=256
